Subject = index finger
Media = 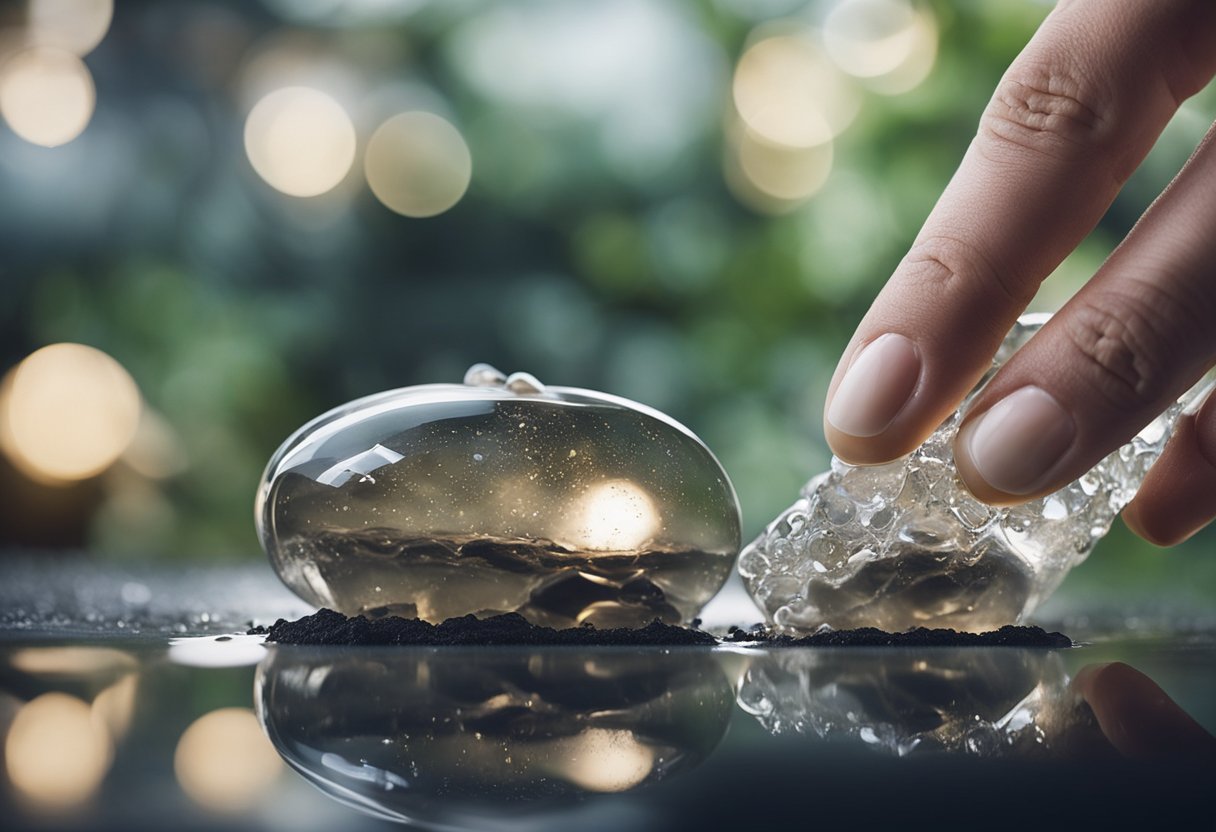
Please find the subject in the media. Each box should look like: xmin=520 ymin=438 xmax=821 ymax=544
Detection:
xmin=822 ymin=0 xmax=1216 ymax=464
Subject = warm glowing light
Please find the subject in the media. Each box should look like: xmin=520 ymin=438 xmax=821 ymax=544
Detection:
xmin=0 ymin=343 xmax=141 ymax=483
xmin=243 ymin=86 xmax=356 ymax=197
xmin=92 ymin=674 xmax=138 ymax=741
xmin=738 ymin=128 xmax=833 ymax=202
xmin=10 ymin=646 xmax=136 ymax=677
xmin=120 ymin=408 xmax=188 ymax=479
xmin=0 ymin=47 xmax=95 ymax=147
xmin=565 ymin=479 xmax=661 ymax=552
xmin=550 ymin=729 xmax=654 ymax=793
xmin=732 ymin=32 xmax=858 ymax=148
xmin=824 ymin=0 xmax=938 ymax=94
xmin=364 ymin=111 xmax=472 ymax=218
xmin=27 ymin=0 xmax=114 ymax=56
xmin=5 ymin=693 xmax=112 ymax=808
xmin=174 ymin=708 xmax=282 ymax=813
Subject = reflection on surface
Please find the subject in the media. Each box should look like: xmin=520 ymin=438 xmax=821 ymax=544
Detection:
xmin=174 ymin=707 xmax=283 ymax=813
xmin=1071 ymin=661 xmax=1216 ymax=761
xmin=0 ymin=632 xmax=1213 ymax=830
xmin=1 ymin=645 xmax=139 ymax=813
xmin=739 ymin=648 xmax=1065 ymax=756
xmin=5 ymin=691 xmax=113 ymax=808
xmin=738 ymin=648 xmax=1216 ymax=761
xmin=256 ymin=647 xmax=733 ymax=828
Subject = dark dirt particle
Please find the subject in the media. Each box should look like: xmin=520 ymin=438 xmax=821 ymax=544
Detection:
xmin=249 ymin=609 xmax=1071 ymax=648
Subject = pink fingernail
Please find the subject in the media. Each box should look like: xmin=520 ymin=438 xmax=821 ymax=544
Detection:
xmin=826 ymin=333 xmax=921 ymax=438
xmin=957 ymin=386 xmax=1075 ymax=495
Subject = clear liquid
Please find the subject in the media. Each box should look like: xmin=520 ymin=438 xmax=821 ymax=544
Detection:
xmin=274 ymin=528 xmax=734 ymax=628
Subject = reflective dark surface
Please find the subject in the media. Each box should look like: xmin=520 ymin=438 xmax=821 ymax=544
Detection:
xmin=257 ymin=647 xmax=732 ymax=828
xmin=1 ymin=562 xmax=1213 ymax=831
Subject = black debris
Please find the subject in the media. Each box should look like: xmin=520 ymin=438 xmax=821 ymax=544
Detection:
xmin=254 ymin=608 xmax=718 ymax=646
xmin=250 ymin=609 xmax=1071 ymax=648
xmin=742 ymin=624 xmax=1073 ymax=648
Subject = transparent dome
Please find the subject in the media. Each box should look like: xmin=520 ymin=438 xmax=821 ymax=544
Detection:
xmin=256 ymin=365 xmax=741 ymax=626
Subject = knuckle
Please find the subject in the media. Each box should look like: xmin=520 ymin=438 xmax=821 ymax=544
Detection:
xmin=902 ymin=235 xmax=1035 ymax=307
xmin=980 ymin=59 xmax=1111 ymax=161
xmin=1063 ymin=300 xmax=1174 ymax=412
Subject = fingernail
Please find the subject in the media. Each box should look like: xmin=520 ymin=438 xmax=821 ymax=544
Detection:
xmin=827 ymin=333 xmax=921 ymax=438
xmin=957 ymin=386 xmax=1075 ymax=495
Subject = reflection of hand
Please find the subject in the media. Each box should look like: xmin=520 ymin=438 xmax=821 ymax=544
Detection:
xmin=821 ymin=0 xmax=1216 ymax=544
xmin=1072 ymin=662 xmax=1216 ymax=761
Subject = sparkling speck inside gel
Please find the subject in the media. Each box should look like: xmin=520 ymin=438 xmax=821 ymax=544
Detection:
xmin=257 ymin=366 xmax=741 ymax=627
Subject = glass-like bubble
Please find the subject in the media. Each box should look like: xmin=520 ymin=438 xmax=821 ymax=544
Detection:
xmin=742 ymin=314 xmax=1214 ymax=633
xmin=256 ymin=365 xmax=741 ymax=626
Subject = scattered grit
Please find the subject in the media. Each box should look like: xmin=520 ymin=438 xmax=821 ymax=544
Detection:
xmin=250 ymin=608 xmax=1072 ymax=648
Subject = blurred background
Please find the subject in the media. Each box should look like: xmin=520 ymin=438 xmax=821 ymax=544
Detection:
xmin=1 ymin=0 xmax=1214 ymax=605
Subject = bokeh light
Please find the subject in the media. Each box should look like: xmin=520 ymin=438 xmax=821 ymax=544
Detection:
xmin=174 ymin=708 xmax=282 ymax=813
xmin=738 ymin=128 xmax=834 ymax=202
xmin=243 ymin=86 xmax=356 ymax=197
xmin=5 ymin=692 xmax=113 ymax=809
xmin=10 ymin=646 xmax=136 ymax=676
xmin=91 ymin=674 xmax=138 ymax=740
xmin=732 ymin=31 xmax=858 ymax=148
xmin=0 ymin=343 xmax=142 ymax=484
xmin=120 ymin=409 xmax=189 ymax=480
xmin=364 ymin=111 xmax=472 ymax=217
xmin=26 ymin=0 xmax=114 ymax=56
xmin=0 ymin=47 xmax=95 ymax=147
xmin=823 ymin=0 xmax=938 ymax=94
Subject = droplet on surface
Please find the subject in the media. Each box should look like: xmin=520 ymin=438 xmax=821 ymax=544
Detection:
xmin=257 ymin=366 xmax=741 ymax=626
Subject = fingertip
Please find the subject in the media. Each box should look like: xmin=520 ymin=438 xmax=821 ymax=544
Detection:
xmin=822 ymin=333 xmax=924 ymax=464
xmin=822 ymin=420 xmax=924 ymax=466
xmin=1121 ymin=402 xmax=1216 ymax=548
xmin=951 ymin=385 xmax=1077 ymax=506
xmin=952 ymin=427 xmax=1026 ymax=507
xmin=1121 ymin=500 xmax=1191 ymax=548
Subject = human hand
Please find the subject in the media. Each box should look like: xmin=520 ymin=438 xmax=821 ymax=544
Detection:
xmin=1070 ymin=661 xmax=1216 ymax=761
xmin=822 ymin=0 xmax=1216 ymax=545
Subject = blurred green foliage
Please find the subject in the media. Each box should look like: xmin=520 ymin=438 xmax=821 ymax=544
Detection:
xmin=1 ymin=0 xmax=1213 ymax=603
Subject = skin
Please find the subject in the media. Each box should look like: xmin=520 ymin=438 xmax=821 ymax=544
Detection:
xmin=823 ymin=0 xmax=1216 ymax=544
xmin=1071 ymin=662 xmax=1216 ymax=760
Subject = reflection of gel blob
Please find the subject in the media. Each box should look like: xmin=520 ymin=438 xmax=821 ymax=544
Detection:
xmin=255 ymin=647 xmax=734 ymax=827
xmin=256 ymin=366 xmax=741 ymax=627
xmin=741 ymin=314 xmax=1199 ymax=633
xmin=737 ymin=648 xmax=1071 ymax=757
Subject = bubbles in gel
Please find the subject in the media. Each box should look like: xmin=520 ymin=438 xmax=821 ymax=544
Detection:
xmin=741 ymin=314 xmax=1201 ymax=633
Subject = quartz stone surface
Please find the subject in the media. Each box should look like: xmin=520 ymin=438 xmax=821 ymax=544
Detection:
xmin=740 ymin=314 xmax=1204 ymax=633
xmin=257 ymin=366 xmax=741 ymax=627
